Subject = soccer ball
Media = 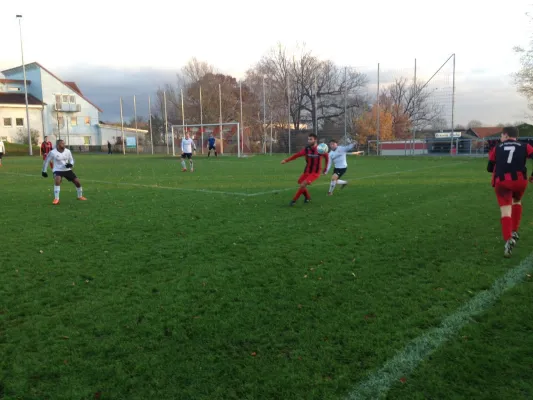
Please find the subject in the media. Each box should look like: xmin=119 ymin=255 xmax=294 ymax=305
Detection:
xmin=317 ymin=143 xmax=329 ymax=154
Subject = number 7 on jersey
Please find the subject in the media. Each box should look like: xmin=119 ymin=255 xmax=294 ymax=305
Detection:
xmin=504 ymin=146 xmax=515 ymax=164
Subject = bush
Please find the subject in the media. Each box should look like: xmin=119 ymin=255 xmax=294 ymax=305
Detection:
xmin=16 ymin=128 xmax=41 ymax=146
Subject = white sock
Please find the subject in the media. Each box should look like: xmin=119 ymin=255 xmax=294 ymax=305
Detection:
xmin=189 ymin=160 xmax=194 ymax=170
xmin=329 ymin=180 xmax=337 ymax=193
xmin=337 ymin=179 xmax=347 ymax=185
xmin=76 ymin=187 xmax=83 ymax=198
xmin=181 ymin=160 xmax=186 ymax=169
xmin=54 ymin=185 xmax=60 ymax=200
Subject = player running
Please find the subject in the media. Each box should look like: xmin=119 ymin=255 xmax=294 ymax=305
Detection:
xmin=487 ymin=126 xmax=533 ymax=257
xmin=0 ymin=138 xmax=5 ymax=167
xmin=42 ymin=139 xmax=87 ymax=205
xmin=324 ymin=139 xmax=364 ymax=195
xmin=281 ymin=133 xmax=329 ymax=206
xmin=41 ymin=136 xmax=53 ymax=169
xmin=181 ymin=132 xmax=196 ymax=172
xmin=207 ymin=133 xmax=217 ymax=157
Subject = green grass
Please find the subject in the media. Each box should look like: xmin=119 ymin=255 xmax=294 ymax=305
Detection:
xmin=1 ymin=154 xmax=532 ymax=400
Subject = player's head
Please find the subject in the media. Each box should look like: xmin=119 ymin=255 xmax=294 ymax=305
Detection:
xmin=308 ymin=133 xmax=318 ymax=146
xmin=44 ymin=136 xmax=48 ymax=141
xmin=185 ymin=132 xmax=190 ymax=139
xmin=56 ymin=139 xmax=65 ymax=150
xmin=329 ymin=139 xmax=338 ymax=150
xmin=501 ymin=126 xmax=519 ymax=141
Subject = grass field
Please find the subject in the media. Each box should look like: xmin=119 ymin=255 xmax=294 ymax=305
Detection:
xmin=1 ymin=153 xmax=533 ymax=400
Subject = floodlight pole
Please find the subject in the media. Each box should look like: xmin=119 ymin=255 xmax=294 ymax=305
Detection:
xmin=17 ymin=15 xmax=32 ymax=155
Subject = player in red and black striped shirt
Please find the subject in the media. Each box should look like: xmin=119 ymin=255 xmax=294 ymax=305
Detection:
xmin=487 ymin=126 xmax=533 ymax=257
xmin=41 ymin=136 xmax=53 ymax=169
xmin=281 ymin=133 xmax=329 ymax=206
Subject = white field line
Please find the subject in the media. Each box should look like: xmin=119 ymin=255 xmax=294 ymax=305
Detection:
xmin=247 ymin=161 xmax=469 ymax=197
xmin=346 ymin=251 xmax=533 ymax=400
xmin=0 ymin=161 xmax=468 ymax=198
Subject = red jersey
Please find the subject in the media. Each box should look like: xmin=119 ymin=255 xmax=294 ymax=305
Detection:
xmin=284 ymin=145 xmax=329 ymax=174
xmin=41 ymin=141 xmax=53 ymax=155
xmin=488 ymin=140 xmax=533 ymax=186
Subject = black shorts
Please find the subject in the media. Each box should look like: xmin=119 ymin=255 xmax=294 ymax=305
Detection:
xmin=54 ymin=170 xmax=77 ymax=182
xmin=181 ymin=153 xmax=192 ymax=159
xmin=208 ymin=145 xmax=216 ymax=150
xmin=0 ymin=152 xmax=3 ymax=159
xmin=333 ymin=168 xmax=347 ymax=178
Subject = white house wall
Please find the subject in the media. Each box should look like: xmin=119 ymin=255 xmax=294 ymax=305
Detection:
xmin=0 ymin=106 xmax=44 ymax=143
xmin=3 ymin=64 xmax=43 ymax=100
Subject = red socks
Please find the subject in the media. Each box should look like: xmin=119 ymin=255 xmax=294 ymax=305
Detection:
xmin=292 ymin=187 xmax=311 ymax=201
xmin=501 ymin=217 xmax=513 ymax=241
xmin=512 ymin=204 xmax=522 ymax=232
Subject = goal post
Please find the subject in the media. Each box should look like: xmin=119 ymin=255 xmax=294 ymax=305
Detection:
xmin=171 ymin=123 xmax=242 ymax=157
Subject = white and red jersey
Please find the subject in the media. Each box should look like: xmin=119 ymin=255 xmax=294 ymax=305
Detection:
xmin=42 ymin=148 xmax=74 ymax=172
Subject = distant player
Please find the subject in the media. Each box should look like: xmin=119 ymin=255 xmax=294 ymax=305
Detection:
xmin=181 ymin=133 xmax=196 ymax=172
xmin=0 ymin=139 xmax=4 ymax=167
xmin=324 ymin=139 xmax=364 ymax=195
xmin=487 ymin=126 xmax=533 ymax=257
xmin=281 ymin=133 xmax=329 ymax=206
xmin=207 ymin=133 xmax=217 ymax=157
xmin=41 ymin=136 xmax=54 ymax=169
xmin=42 ymin=139 xmax=86 ymax=205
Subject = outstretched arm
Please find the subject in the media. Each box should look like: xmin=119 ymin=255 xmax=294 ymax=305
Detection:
xmin=281 ymin=148 xmax=306 ymax=164
xmin=42 ymin=152 xmax=53 ymax=176
xmin=324 ymin=153 xmax=332 ymax=174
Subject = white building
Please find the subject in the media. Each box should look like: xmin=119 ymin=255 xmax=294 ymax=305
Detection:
xmin=0 ymin=74 xmax=45 ymax=143
xmin=1 ymin=62 xmax=148 ymax=148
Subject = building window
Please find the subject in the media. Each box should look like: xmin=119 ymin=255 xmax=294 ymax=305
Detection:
xmin=71 ymin=116 xmax=77 ymax=126
xmin=85 ymin=117 xmax=91 ymax=126
xmin=58 ymin=116 xmax=64 ymax=126
xmin=83 ymin=136 xmax=91 ymax=145
xmin=69 ymin=95 xmax=76 ymax=104
xmin=3 ymin=118 xmax=12 ymax=127
xmin=16 ymin=118 xmax=24 ymax=127
xmin=55 ymin=94 xmax=61 ymax=103
xmin=0 ymin=136 xmax=7 ymax=142
xmin=62 ymin=95 xmax=68 ymax=103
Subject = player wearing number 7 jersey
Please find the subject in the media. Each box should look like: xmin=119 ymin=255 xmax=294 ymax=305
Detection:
xmin=487 ymin=126 xmax=533 ymax=257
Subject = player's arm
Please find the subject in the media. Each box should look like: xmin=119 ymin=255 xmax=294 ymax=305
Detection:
xmin=324 ymin=152 xmax=332 ymax=174
xmin=281 ymin=148 xmax=306 ymax=164
xmin=322 ymin=153 xmax=329 ymax=174
xmin=65 ymin=151 xmax=74 ymax=169
xmin=487 ymin=147 xmax=496 ymax=172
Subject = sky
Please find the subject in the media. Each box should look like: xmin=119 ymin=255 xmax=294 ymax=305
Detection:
xmin=1 ymin=0 xmax=532 ymax=126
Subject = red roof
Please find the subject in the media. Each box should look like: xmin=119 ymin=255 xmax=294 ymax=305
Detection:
xmin=0 ymin=79 xmax=31 ymax=84
xmin=469 ymin=127 xmax=503 ymax=138
xmin=64 ymin=81 xmax=83 ymax=95
xmin=2 ymin=62 xmax=102 ymax=112
xmin=0 ymin=92 xmax=45 ymax=106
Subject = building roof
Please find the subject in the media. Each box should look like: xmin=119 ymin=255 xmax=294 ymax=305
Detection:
xmin=0 ymin=92 xmax=45 ymax=106
xmin=64 ymin=81 xmax=83 ymax=95
xmin=0 ymin=79 xmax=32 ymax=85
xmin=468 ymin=127 xmax=503 ymax=138
xmin=1 ymin=62 xmax=103 ymax=113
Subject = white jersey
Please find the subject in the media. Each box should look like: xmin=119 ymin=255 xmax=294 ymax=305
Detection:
xmin=181 ymin=138 xmax=196 ymax=154
xmin=42 ymin=148 xmax=74 ymax=173
xmin=0 ymin=141 xmax=4 ymax=153
xmin=326 ymin=144 xmax=355 ymax=173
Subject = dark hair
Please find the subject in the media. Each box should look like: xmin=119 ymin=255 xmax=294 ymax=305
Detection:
xmin=56 ymin=139 xmax=64 ymax=145
xmin=308 ymin=133 xmax=317 ymax=139
xmin=329 ymin=139 xmax=337 ymax=144
xmin=503 ymin=126 xmax=519 ymax=138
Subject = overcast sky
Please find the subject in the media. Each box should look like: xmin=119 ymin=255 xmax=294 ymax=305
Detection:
xmin=1 ymin=0 xmax=532 ymax=126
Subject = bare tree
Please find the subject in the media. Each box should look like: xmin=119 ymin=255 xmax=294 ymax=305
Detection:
xmin=467 ymin=120 xmax=483 ymax=129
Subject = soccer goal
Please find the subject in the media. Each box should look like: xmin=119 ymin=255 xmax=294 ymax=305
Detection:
xmin=171 ymin=123 xmax=243 ymax=157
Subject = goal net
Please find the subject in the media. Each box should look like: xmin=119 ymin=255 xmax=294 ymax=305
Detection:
xmin=171 ymin=123 xmax=250 ymax=157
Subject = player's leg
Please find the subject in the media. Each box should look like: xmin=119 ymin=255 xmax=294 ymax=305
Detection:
xmin=495 ymin=184 xmax=515 ymax=257
xmin=53 ymin=173 xmax=62 ymax=204
xmin=337 ymin=168 xmax=348 ymax=188
xmin=71 ymin=176 xmax=86 ymax=200
xmin=181 ymin=153 xmax=187 ymax=171
xmin=189 ymin=154 xmax=194 ymax=172
xmin=0 ymin=152 xmax=3 ymax=166
xmin=328 ymin=172 xmax=339 ymax=195
xmin=511 ymin=181 xmax=528 ymax=241
xmin=290 ymin=175 xmax=309 ymax=205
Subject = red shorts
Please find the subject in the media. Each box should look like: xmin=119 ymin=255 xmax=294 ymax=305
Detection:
xmin=298 ymin=172 xmax=321 ymax=185
xmin=494 ymin=179 xmax=528 ymax=207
